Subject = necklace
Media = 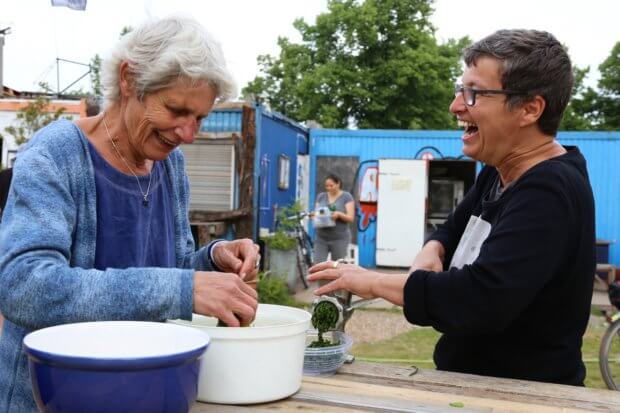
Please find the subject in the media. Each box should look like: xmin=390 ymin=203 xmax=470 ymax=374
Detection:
xmin=102 ymin=113 xmax=153 ymax=207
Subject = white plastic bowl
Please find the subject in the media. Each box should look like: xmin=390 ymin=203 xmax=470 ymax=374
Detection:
xmin=169 ymin=304 xmax=311 ymax=404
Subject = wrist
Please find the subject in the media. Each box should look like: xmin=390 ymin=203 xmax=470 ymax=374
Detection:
xmin=424 ymin=240 xmax=445 ymax=261
xmin=207 ymin=240 xmax=226 ymax=271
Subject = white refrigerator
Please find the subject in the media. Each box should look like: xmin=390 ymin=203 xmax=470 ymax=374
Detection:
xmin=376 ymin=159 xmax=427 ymax=267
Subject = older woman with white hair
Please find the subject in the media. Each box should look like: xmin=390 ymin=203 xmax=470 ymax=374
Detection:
xmin=0 ymin=16 xmax=260 ymax=411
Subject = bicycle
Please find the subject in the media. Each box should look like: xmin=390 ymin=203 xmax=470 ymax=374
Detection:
xmin=287 ymin=211 xmax=314 ymax=289
xmin=599 ymin=280 xmax=620 ymax=390
xmin=274 ymin=210 xmax=314 ymax=290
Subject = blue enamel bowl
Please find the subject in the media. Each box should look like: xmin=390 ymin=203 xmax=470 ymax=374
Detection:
xmin=23 ymin=321 xmax=210 ymax=413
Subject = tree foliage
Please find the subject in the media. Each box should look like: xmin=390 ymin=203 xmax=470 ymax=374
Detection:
xmin=596 ymin=41 xmax=620 ymax=130
xmin=559 ymin=66 xmax=598 ymax=131
xmin=90 ymin=54 xmax=102 ymax=97
xmin=560 ymin=42 xmax=620 ymax=131
xmin=243 ymin=0 xmax=469 ymax=129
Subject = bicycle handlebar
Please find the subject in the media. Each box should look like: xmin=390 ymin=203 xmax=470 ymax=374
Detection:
xmin=285 ymin=211 xmax=312 ymax=220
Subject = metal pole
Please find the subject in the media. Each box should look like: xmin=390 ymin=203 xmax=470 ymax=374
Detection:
xmin=56 ymin=57 xmax=60 ymax=96
xmin=0 ymin=34 xmax=4 ymax=97
xmin=0 ymin=28 xmax=8 ymax=97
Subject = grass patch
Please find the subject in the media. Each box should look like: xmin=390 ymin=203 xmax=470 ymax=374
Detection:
xmin=350 ymin=315 xmax=615 ymax=389
xmin=351 ymin=327 xmax=439 ymax=370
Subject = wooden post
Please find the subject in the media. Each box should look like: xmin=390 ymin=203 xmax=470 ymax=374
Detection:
xmin=234 ymin=105 xmax=256 ymax=239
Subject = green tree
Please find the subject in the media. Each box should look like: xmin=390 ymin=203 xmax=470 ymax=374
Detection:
xmin=242 ymin=0 xmax=469 ymax=129
xmin=90 ymin=54 xmax=102 ymax=97
xmin=559 ymin=66 xmax=598 ymax=130
xmin=596 ymin=41 xmax=620 ymax=130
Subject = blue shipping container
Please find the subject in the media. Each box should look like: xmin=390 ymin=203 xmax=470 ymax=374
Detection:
xmin=310 ymin=129 xmax=620 ymax=267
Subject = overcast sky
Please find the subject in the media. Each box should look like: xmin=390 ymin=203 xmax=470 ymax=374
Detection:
xmin=1 ymin=0 xmax=618 ymax=95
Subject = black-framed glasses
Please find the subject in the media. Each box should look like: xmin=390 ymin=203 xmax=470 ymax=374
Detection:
xmin=454 ymin=83 xmax=526 ymax=106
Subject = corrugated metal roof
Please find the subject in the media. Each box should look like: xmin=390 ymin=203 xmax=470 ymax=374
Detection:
xmin=200 ymin=108 xmax=242 ymax=133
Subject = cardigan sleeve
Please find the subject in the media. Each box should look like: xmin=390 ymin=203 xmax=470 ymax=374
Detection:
xmin=0 ymin=141 xmax=195 ymax=330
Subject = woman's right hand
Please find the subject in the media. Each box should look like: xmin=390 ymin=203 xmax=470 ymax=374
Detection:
xmin=192 ymin=271 xmax=258 ymax=327
xmin=408 ymin=240 xmax=445 ymax=274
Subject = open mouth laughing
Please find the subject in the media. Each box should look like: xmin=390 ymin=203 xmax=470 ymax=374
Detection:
xmin=458 ymin=120 xmax=479 ymax=139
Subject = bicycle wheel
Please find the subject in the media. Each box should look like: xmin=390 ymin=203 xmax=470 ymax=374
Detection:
xmin=599 ymin=317 xmax=620 ymax=390
xmin=300 ymin=229 xmax=314 ymax=267
xmin=296 ymin=242 xmax=309 ymax=289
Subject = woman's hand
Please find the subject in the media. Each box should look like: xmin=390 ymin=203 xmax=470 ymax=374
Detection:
xmin=331 ymin=200 xmax=355 ymax=223
xmin=308 ymin=261 xmax=379 ymax=299
xmin=193 ymin=271 xmax=258 ymax=327
xmin=212 ymin=239 xmax=260 ymax=282
xmin=408 ymin=240 xmax=445 ymax=274
xmin=308 ymin=261 xmax=408 ymax=306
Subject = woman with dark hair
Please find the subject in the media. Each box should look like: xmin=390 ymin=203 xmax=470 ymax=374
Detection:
xmin=313 ymin=174 xmax=355 ymax=263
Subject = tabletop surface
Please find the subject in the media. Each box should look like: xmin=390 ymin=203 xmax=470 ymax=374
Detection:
xmin=190 ymin=361 xmax=620 ymax=412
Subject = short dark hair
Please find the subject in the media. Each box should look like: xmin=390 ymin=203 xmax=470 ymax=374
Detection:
xmin=325 ymin=174 xmax=342 ymax=186
xmin=464 ymin=29 xmax=573 ymax=136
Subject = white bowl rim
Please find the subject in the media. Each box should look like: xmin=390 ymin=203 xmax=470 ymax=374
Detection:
xmin=23 ymin=321 xmax=210 ymax=364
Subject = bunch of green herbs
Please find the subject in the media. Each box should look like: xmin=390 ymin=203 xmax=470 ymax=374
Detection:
xmin=309 ymin=300 xmax=340 ymax=348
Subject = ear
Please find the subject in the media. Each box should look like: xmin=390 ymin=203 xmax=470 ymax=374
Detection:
xmin=118 ymin=61 xmax=135 ymax=98
xmin=519 ymin=95 xmax=546 ymax=127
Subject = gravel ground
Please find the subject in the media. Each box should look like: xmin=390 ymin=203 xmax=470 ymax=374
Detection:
xmin=344 ymin=309 xmax=416 ymax=344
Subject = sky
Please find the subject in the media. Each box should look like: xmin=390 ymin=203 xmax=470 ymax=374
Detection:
xmin=1 ymin=0 xmax=619 ymax=95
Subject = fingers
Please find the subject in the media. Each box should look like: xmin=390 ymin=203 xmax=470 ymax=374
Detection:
xmin=217 ymin=239 xmax=260 ymax=280
xmin=219 ymin=301 xmax=257 ymax=327
xmin=238 ymin=278 xmax=259 ymax=300
xmin=309 ymin=260 xmax=339 ymax=273
xmin=307 ymin=268 xmax=342 ymax=283
xmin=193 ymin=271 xmax=258 ymax=326
xmin=313 ymin=279 xmax=341 ymax=296
xmin=238 ymin=242 xmax=260 ymax=280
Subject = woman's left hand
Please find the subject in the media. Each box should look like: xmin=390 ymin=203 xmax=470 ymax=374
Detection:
xmin=331 ymin=211 xmax=340 ymax=220
xmin=307 ymin=261 xmax=377 ymax=299
xmin=212 ymin=239 xmax=260 ymax=283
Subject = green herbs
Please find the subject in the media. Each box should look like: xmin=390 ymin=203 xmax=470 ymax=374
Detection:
xmin=309 ymin=300 xmax=340 ymax=348
xmin=262 ymin=230 xmax=296 ymax=250
xmin=262 ymin=203 xmax=303 ymax=250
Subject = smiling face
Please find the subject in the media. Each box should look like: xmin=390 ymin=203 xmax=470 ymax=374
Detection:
xmin=450 ymin=57 xmax=523 ymax=166
xmin=122 ymin=77 xmax=217 ymax=163
xmin=325 ymin=178 xmax=341 ymax=196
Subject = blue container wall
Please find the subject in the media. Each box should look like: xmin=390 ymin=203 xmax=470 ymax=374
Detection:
xmin=200 ymin=106 xmax=308 ymax=238
xmin=258 ymin=112 xmax=309 ymax=232
xmin=310 ymin=129 xmax=620 ymax=267
xmin=200 ymin=109 xmax=242 ymax=133
xmin=557 ymin=132 xmax=620 ymax=266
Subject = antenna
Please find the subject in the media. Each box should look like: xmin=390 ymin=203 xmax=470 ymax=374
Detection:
xmin=55 ymin=57 xmax=91 ymax=96
xmin=0 ymin=27 xmax=11 ymax=97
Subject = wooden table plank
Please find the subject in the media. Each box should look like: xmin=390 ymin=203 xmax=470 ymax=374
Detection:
xmin=190 ymin=362 xmax=620 ymax=413
xmin=337 ymin=362 xmax=620 ymax=412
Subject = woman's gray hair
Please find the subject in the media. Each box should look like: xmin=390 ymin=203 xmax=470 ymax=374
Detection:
xmin=101 ymin=15 xmax=237 ymax=107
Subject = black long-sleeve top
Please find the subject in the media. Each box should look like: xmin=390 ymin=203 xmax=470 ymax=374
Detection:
xmin=403 ymin=147 xmax=595 ymax=385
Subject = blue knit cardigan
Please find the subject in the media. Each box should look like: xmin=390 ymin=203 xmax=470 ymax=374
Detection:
xmin=0 ymin=120 xmax=212 ymax=412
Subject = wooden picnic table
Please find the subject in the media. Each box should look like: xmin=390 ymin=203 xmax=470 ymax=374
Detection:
xmin=191 ymin=361 xmax=620 ymax=412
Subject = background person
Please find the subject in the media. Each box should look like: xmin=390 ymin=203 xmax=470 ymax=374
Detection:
xmin=308 ymin=29 xmax=595 ymax=386
xmin=313 ymin=173 xmax=355 ymax=263
xmin=0 ymin=16 xmax=260 ymax=412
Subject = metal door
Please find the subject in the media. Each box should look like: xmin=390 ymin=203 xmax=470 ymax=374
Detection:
xmin=376 ymin=159 xmax=427 ymax=267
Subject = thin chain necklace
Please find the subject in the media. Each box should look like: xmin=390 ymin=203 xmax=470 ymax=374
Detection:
xmin=102 ymin=112 xmax=153 ymax=207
